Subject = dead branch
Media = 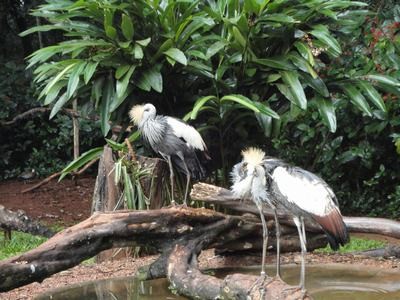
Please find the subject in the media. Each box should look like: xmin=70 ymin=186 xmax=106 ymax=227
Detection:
xmin=21 ymin=158 xmax=99 ymax=194
xmin=0 ymin=205 xmax=54 ymax=238
xmin=0 ymin=107 xmax=79 ymax=126
xmin=191 ymin=182 xmax=400 ymax=239
xmin=354 ymin=244 xmax=400 ymax=258
xmin=21 ymin=171 xmax=62 ymax=194
xmin=0 ymin=207 xmax=310 ymax=299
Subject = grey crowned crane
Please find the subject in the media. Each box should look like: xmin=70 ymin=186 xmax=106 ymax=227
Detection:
xmin=231 ymin=147 xmax=349 ymax=292
xmin=129 ymin=103 xmax=210 ymax=205
xmin=231 ymin=147 xmax=281 ymax=280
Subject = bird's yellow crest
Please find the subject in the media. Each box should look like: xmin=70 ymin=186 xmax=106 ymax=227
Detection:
xmin=129 ymin=104 xmax=145 ymax=125
xmin=241 ymin=147 xmax=265 ymax=166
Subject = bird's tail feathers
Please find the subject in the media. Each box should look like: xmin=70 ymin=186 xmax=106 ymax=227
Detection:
xmin=172 ymin=150 xmax=209 ymax=181
xmin=313 ymin=208 xmax=349 ymax=251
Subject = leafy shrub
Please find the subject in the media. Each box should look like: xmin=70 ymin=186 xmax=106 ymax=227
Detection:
xmin=0 ymin=60 xmax=103 ymax=179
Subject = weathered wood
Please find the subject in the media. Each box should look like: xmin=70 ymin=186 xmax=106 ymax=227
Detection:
xmin=167 ymin=218 xmax=310 ymax=300
xmin=192 ymin=182 xmax=400 ymax=239
xmin=0 ymin=205 xmax=54 ymax=238
xmin=0 ymin=207 xmax=311 ymax=299
xmin=355 ymin=244 xmax=400 ymax=258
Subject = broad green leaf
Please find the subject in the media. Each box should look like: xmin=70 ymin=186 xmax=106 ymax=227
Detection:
xmin=315 ymin=96 xmax=336 ymax=132
xmin=84 ymin=61 xmax=99 ymax=84
xmin=280 ymin=71 xmax=307 ymax=109
xmin=115 ymin=65 xmax=131 ymax=80
xmin=258 ymin=13 xmax=297 ymax=23
xmin=288 ymin=52 xmax=317 ymax=78
xmin=190 ymin=95 xmax=217 ymax=120
xmin=92 ymin=77 xmax=104 ymax=108
xmin=121 ymin=13 xmax=134 ymax=40
xmin=116 ymin=65 xmax=135 ymax=98
xmin=43 ymin=80 xmax=66 ymax=105
xmin=310 ymin=25 xmax=341 ymax=56
xmin=358 ymin=81 xmax=387 ymax=112
xmin=276 ymin=83 xmax=297 ymax=104
xmin=302 ymin=73 xmax=329 ymax=97
xmin=294 ymin=41 xmax=315 ymax=66
xmin=254 ymin=57 xmax=294 ymax=70
xmin=364 ymin=74 xmax=400 ymax=87
xmin=114 ymin=160 xmax=122 ymax=185
xmin=152 ymin=38 xmax=173 ymax=62
xmin=206 ymin=41 xmax=226 ymax=59
xmin=221 ymin=94 xmax=280 ymax=119
xmin=342 ymin=84 xmax=372 ymax=116
xmin=136 ymin=37 xmax=151 ymax=47
xmin=44 ymin=63 xmax=76 ymax=95
xmin=67 ymin=61 xmax=86 ymax=98
xmin=164 ymin=48 xmax=187 ymax=66
xmin=105 ymin=25 xmax=117 ymax=39
xmin=137 ymin=67 xmax=162 ymax=93
xmin=133 ymin=44 xmax=144 ymax=59
xmin=232 ymin=26 xmax=247 ymax=49
xmin=100 ymin=79 xmax=114 ymax=135
xmin=50 ymin=92 xmax=69 ymax=119
xmin=59 ymin=147 xmax=103 ymax=181
xmin=122 ymin=166 xmax=135 ymax=209
xmin=105 ymin=138 xmax=126 ymax=151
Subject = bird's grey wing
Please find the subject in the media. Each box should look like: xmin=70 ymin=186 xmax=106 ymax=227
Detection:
xmin=166 ymin=117 xmax=207 ymax=151
xmin=271 ymin=166 xmax=339 ymax=216
xmin=290 ymin=167 xmax=339 ymax=206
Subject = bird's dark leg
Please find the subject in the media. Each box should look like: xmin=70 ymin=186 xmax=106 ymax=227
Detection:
xmin=273 ymin=207 xmax=281 ymax=279
xmin=166 ymin=155 xmax=176 ymax=205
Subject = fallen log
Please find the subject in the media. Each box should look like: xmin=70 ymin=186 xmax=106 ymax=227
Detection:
xmin=192 ymin=182 xmax=400 ymax=239
xmin=0 ymin=205 xmax=54 ymax=238
xmin=354 ymin=244 xmax=400 ymax=258
xmin=0 ymin=207 xmax=310 ymax=299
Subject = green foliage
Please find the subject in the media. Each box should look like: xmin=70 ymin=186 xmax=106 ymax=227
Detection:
xmin=315 ymin=237 xmax=386 ymax=254
xmin=0 ymin=232 xmax=47 ymax=260
xmin=108 ymin=138 xmax=152 ymax=210
xmin=0 ymin=60 xmax=103 ymax=180
xmin=21 ymin=0 xmax=400 ymax=216
xmin=270 ymin=4 xmax=400 ymax=218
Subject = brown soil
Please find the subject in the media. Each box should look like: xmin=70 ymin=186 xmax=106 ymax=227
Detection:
xmin=0 ymin=179 xmax=400 ymax=299
xmin=0 ymin=177 xmax=94 ymax=226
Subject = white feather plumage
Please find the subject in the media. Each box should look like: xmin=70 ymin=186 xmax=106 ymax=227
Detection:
xmin=166 ymin=117 xmax=207 ymax=151
xmin=272 ymin=167 xmax=336 ymax=216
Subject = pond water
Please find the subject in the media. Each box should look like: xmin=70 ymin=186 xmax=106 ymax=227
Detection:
xmin=35 ymin=264 xmax=400 ymax=300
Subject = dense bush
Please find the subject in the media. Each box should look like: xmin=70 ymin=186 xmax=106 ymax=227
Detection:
xmin=0 ymin=61 xmax=103 ymax=179
xmin=16 ymin=0 xmax=400 ymax=216
xmin=270 ymin=5 xmax=400 ymax=217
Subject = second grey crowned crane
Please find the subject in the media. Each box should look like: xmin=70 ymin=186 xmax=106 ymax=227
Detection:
xmin=231 ymin=147 xmax=349 ymax=292
xmin=130 ymin=103 xmax=210 ymax=205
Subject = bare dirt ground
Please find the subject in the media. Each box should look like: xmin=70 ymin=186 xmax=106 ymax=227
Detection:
xmin=0 ymin=178 xmax=400 ymax=299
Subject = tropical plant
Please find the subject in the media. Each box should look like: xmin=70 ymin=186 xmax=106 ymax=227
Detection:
xmin=21 ymin=0 xmax=400 ymax=191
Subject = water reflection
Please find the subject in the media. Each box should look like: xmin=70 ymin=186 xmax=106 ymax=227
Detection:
xmin=35 ymin=277 xmax=186 ymax=300
xmin=36 ymin=264 xmax=400 ymax=300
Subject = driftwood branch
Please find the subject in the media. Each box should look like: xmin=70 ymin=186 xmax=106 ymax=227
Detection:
xmin=355 ymin=244 xmax=400 ymax=258
xmin=0 ymin=207 xmax=310 ymax=299
xmin=21 ymin=158 xmax=99 ymax=194
xmin=192 ymin=182 xmax=400 ymax=239
xmin=0 ymin=205 xmax=54 ymax=238
xmin=0 ymin=107 xmax=79 ymax=126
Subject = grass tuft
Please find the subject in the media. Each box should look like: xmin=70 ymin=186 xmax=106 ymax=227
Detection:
xmin=315 ymin=237 xmax=386 ymax=254
xmin=0 ymin=231 xmax=47 ymax=260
